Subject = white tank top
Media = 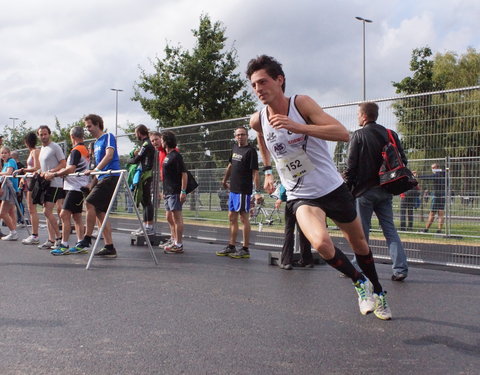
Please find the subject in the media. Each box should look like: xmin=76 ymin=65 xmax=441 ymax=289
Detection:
xmin=260 ymin=95 xmax=343 ymax=200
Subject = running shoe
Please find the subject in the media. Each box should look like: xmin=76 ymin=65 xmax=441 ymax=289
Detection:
xmin=22 ymin=235 xmax=40 ymax=245
xmin=50 ymin=245 xmax=69 ymax=256
xmin=373 ymin=292 xmax=392 ymax=320
xmin=68 ymin=242 xmax=89 ymax=254
xmin=94 ymin=247 xmax=117 ymax=258
xmin=1 ymin=232 xmax=19 ymax=241
xmin=354 ymin=279 xmax=375 ymax=315
xmin=228 ymin=249 xmax=250 ymax=259
xmin=158 ymin=238 xmax=174 ymax=249
xmin=216 ymin=245 xmax=236 ymax=256
xmin=131 ymin=227 xmax=142 ymax=235
xmin=38 ymin=240 xmax=55 ymax=250
xmin=133 ymin=227 xmax=155 ymax=236
xmin=164 ymin=244 xmax=184 ymax=254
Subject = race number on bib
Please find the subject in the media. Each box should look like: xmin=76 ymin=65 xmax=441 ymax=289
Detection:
xmin=276 ymin=149 xmax=314 ymax=181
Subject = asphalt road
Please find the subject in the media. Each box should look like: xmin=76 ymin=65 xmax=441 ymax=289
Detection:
xmin=0 ymin=229 xmax=479 ymax=375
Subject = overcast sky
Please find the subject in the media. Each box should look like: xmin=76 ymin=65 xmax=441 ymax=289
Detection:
xmin=1 ymin=0 xmax=479 ymax=136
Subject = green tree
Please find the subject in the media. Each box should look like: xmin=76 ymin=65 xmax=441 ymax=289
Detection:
xmin=2 ymin=121 xmax=35 ymax=151
xmin=393 ymin=47 xmax=480 ymax=193
xmin=392 ymin=47 xmax=480 ymax=159
xmin=133 ymin=14 xmax=256 ymax=168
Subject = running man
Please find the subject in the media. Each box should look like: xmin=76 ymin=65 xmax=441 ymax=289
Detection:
xmin=247 ymin=55 xmax=391 ymax=320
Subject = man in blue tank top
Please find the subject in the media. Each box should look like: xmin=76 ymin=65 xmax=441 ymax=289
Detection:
xmin=247 ymin=55 xmax=392 ymax=320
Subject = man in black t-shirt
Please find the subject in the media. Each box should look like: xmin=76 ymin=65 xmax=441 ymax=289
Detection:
xmin=217 ymin=127 xmax=259 ymax=259
xmin=161 ymin=130 xmax=187 ymax=254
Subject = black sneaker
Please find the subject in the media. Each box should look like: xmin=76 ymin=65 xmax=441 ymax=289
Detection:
xmin=293 ymin=261 xmax=314 ymax=268
xmin=391 ymin=273 xmax=407 ymax=282
xmin=76 ymin=238 xmax=91 ymax=250
xmin=216 ymin=245 xmax=236 ymax=256
xmin=95 ymin=247 xmax=117 ymax=258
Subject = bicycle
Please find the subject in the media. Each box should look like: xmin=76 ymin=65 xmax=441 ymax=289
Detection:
xmin=249 ymin=196 xmax=282 ymax=226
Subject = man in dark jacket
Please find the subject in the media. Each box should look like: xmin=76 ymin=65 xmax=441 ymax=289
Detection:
xmin=345 ymin=102 xmax=408 ymax=282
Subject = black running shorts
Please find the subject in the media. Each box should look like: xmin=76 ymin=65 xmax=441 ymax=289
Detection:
xmin=63 ymin=190 xmax=85 ymax=214
xmin=290 ymin=183 xmax=357 ymax=223
xmin=44 ymin=186 xmax=66 ymax=204
xmin=86 ymin=176 xmax=119 ymax=213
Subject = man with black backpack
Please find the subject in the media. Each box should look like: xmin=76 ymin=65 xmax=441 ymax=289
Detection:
xmin=345 ymin=102 xmax=408 ymax=282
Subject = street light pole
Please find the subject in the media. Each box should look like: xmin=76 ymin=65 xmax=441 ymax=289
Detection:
xmin=9 ymin=117 xmax=19 ymax=129
xmin=110 ymin=88 xmax=123 ymax=137
xmin=355 ymin=16 xmax=373 ymax=101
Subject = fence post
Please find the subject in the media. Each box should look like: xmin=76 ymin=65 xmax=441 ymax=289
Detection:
xmin=445 ymin=156 xmax=451 ymax=237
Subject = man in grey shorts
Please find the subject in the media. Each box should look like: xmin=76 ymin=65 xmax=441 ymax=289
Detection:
xmin=161 ymin=130 xmax=187 ymax=254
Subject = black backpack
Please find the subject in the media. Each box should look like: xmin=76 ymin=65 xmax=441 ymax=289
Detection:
xmin=378 ymin=129 xmax=418 ymax=195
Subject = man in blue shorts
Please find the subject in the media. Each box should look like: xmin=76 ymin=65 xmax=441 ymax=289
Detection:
xmin=217 ymin=127 xmax=260 ymax=259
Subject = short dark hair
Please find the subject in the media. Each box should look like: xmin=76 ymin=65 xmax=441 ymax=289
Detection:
xmin=84 ymin=114 xmax=104 ymax=130
xmin=136 ymin=124 xmax=149 ymax=137
xmin=358 ymin=102 xmax=379 ymax=122
xmin=246 ymin=55 xmax=286 ymax=92
xmin=161 ymin=130 xmax=177 ymax=149
xmin=24 ymin=132 xmax=38 ymax=149
xmin=37 ymin=125 xmax=51 ymax=135
xmin=234 ymin=126 xmax=247 ymax=134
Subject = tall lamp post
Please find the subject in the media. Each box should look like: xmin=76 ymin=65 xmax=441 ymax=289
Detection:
xmin=9 ymin=117 xmax=19 ymax=129
xmin=355 ymin=16 xmax=373 ymax=101
xmin=110 ymin=88 xmax=123 ymax=136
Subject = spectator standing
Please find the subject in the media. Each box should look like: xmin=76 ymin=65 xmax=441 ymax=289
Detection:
xmin=45 ymin=126 xmax=90 ymax=255
xmin=400 ymin=173 xmax=420 ymax=231
xmin=10 ymin=150 xmax=25 ymax=225
xmin=18 ymin=132 xmax=41 ymax=245
xmin=74 ymin=114 xmax=120 ymax=258
xmin=216 ymin=127 xmax=260 ymax=259
xmin=0 ymin=147 xmax=19 ymax=240
xmin=37 ymin=125 xmax=66 ymax=250
xmin=345 ymin=102 xmax=408 ymax=282
xmin=129 ymin=125 xmax=155 ymax=235
xmin=419 ymin=163 xmax=446 ymax=233
xmin=161 ymin=130 xmax=187 ymax=254
xmin=275 ymin=183 xmax=314 ymax=270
